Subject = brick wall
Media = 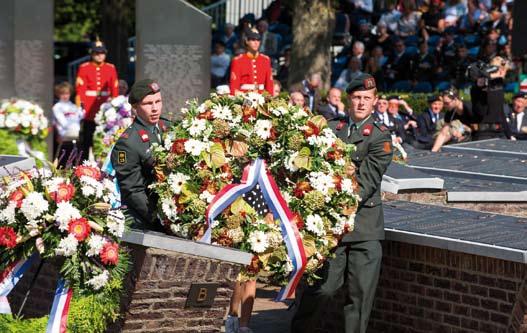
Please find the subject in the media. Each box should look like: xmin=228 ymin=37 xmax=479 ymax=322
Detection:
xmin=369 ymin=241 xmax=527 ymax=333
xmin=111 ymin=244 xmax=241 ymax=333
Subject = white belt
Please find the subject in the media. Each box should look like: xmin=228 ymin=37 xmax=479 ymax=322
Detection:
xmin=240 ymin=84 xmax=264 ymax=91
xmin=85 ymin=90 xmax=110 ymax=97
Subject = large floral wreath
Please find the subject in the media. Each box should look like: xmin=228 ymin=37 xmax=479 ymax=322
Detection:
xmin=93 ymin=96 xmax=133 ymax=163
xmin=151 ymin=93 xmax=360 ymax=287
xmin=0 ymin=161 xmax=128 ymax=292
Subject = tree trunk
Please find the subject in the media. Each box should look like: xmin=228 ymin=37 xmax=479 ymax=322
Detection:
xmin=288 ymin=0 xmax=335 ymax=90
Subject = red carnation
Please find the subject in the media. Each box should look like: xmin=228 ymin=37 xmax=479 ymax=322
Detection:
xmin=291 ymin=213 xmax=304 ymax=230
xmin=171 ymin=139 xmax=187 ymax=154
xmin=333 ymin=175 xmax=343 ymax=191
xmin=0 ymin=226 xmax=18 ymax=248
xmin=100 ymin=242 xmax=119 ymax=265
xmin=8 ymin=189 xmax=24 ymax=208
xmin=50 ymin=183 xmax=75 ymax=203
xmin=74 ymin=166 xmax=102 ymax=180
xmin=293 ymin=181 xmax=311 ymax=198
xmin=68 ymin=218 xmax=91 ymax=241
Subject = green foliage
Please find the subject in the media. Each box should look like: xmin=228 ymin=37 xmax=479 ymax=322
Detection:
xmin=0 ymin=129 xmax=48 ymax=157
xmin=54 ymin=0 xmax=103 ymax=41
xmin=0 ymin=315 xmax=47 ymax=333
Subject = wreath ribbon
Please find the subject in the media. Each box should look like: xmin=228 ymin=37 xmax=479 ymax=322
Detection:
xmin=0 ymin=254 xmax=37 ymax=314
xmin=202 ymin=158 xmax=307 ymax=301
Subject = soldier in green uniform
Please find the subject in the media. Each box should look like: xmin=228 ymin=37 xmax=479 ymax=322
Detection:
xmin=111 ymin=79 xmax=171 ymax=230
xmin=292 ymin=74 xmax=393 ymax=333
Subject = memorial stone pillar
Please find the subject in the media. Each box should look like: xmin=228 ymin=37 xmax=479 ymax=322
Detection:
xmin=136 ymin=0 xmax=211 ymax=119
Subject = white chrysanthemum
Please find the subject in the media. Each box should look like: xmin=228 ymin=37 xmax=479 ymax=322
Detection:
xmin=80 ymin=176 xmax=104 ymax=198
xmin=199 ymin=190 xmax=215 ymax=204
xmin=110 ymin=95 xmax=127 ymax=107
xmin=211 ymin=105 xmax=233 ymax=120
xmin=248 ymin=230 xmax=269 ymax=253
xmin=254 ymin=120 xmax=273 ymax=140
xmin=284 ymin=152 xmax=299 ymax=172
xmin=188 ymin=118 xmax=207 ymax=137
xmin=86 ymin=270 xmax=109 ymax=290
xmin=269 ymin=142 xmax=283 ymax=156
xmin=55 ymin=234 xmax=79 ymax=257
xmin=0 ymin=202 xmax=17 ymax=224
xmin=292 ymin=108 xmax=309 ymax=120
xmin=341 ymin=178 xmax=354 ymax=194
xmin=271 ymin=106 xmax=288 ymax=117
xmin=168 ymin=172 xmax=190 ymax=195
xmin=284 ymin=256 xmax=293 ymax=274
xmin=44 ymin=177 xmax=66 ymax=193
xmin=335 ymin=158 xmax=346 ymax=166
xmin=54 ymin=201 xmax=82 ymax=231
xmin=105 ymin=108 xmax=117 ymax=122
xmin=305 ymin=214 xmax=326 ymax=237
xmin=227 ymin=227 xmax=245 ymax=244
xmin=245 ymin=92 xmax=265 ymax=108
xmin=107 ymin=210 xmax=126 ymax=237
xmin=87 ymin=234 xmax=107 ymax=257
xmin=184 ymin=139 xmax=207 ymax=156
xmin=180 ymin=107 xmax=189 ymax=114
xmin=309 ymin=172 xmax=336 ymax=196
xmin=197 ymin=102 xmax=208 ymax=113
xmin=161 ymin=198 xmax=179 ymax=222
xmin=20 ymin=192 xmax=49 ymax=221
xmin=170 ymin=223 xmax=181 ymax=234
xmin=267 ymin=231 xmax=283 ymax=247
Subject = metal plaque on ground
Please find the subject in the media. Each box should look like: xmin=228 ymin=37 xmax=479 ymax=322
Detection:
xmin=442 ymin=138 xmax=527 ymax=158
xmin=381 ymin=163 xmax=444 ymax=194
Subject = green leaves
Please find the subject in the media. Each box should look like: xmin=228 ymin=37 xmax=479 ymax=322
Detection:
xmin=201 ymin=142 xmax=226 ymax=169
xmin=293 ymin=147 xmax=312 ymax=171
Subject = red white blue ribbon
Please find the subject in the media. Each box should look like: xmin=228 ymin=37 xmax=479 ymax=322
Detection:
xmin=201 ymin=159 xmax=262 ymax=243
xmin=46 ymin=278 xmax=73 ymax=333
xmin=0 ymin=254 xmax=37 ymax=314
xmin=201 ymin=158 xmax=307 ymax=301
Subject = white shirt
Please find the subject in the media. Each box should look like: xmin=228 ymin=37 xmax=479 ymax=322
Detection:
xmin=516 ymin=112 xmax=524 ymax=132
xmin=52 ymin=100 xmax=83 ymax=139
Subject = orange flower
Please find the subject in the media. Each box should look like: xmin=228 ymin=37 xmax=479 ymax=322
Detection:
xmin=171 ymin=139 xmax=187 ymax=154
xmin=8 ymin=189 xmax=24 ymax=208
xmin=74 ymin=166 xmax=102 ymax=181
xmin=50 ymin=183 xmax=75 ymax=203
xmin=100 ymin=242 xmax=119 ymax=265
xmin=0 ymin=226 xmax=17 ymax=248
xmin=293 ymin=181 xmax=311 ymax=198
xmin=68 ymin=218 xmax=91 ymax=241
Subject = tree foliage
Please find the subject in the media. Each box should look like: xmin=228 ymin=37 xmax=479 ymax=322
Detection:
xmin=54 ymin=0 xmax=103 ymax=42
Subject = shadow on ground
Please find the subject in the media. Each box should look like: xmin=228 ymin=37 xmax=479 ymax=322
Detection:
xmin=250 ymin=285 xmax=293 ymax=332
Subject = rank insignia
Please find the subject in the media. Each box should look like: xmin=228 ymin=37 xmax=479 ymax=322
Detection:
xmin=138 ymin=129 xmax=150 ymax=142
xmin=118 ymin=151 xmax=127 ymax=164
xmin=159 ymin=120 xmax=167 ymax=132
xmin=362 ymin=124 xmax=373 ymax=136
xmin=383 ymin=142 xmax=392 ymax=153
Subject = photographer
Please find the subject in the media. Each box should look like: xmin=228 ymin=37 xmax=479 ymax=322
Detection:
xmin=469 ymin=56 xmax=512 ymax=140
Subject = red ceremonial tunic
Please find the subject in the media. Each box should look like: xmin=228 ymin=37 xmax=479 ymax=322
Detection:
xmin=75 ymin=61 xmax=119 ymax=121
xmin=229 ymin=52 xmax=273 ymax=95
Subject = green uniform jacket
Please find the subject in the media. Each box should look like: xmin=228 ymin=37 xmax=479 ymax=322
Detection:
xmin=329 ymin=116 xmax=393 ymax=242
xmin=111 ymin=116 xmax=171 ymax=227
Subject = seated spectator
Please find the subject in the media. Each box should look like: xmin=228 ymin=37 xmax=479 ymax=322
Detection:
xmin=378 ymin=2 xmax=401 ymax=33
xmin=415 ymin=95 xmax=444 ymax=149
xmin=118 ymin=79 xmax=129 ymax=96
xmin=351 ymin=41 xmax=367 ymax=69
xmin=413 ymin=42 xmax=436 ymax=84
xmin=432 ymin=88 xmax=473 ymax=152
xmin=387 ymin=95 xmax=417 ymax=144
xmin=385 ymin=39 xmax=413 ymax=86
xmin=478 ymin=37 xmax=498 ymax=62
xmin=444 ymin=0 xmax=467 ymax=27
xmin=276 ymin=46 xmax=291 ymax=89
xmin=334 ymin=56 xmax=363 ymax=91
xmin=215 ymin=23 xmax=238 ymax=55
xmin=365 ymin=46 xmax=387 ymax=90
xmin=273 ymin=79 xmax=282 ymax=97
xmin=461 ymin=0 xmax=490 ymax=32
xmin=290 ymin=73 xmax=322 ymax=113
xmin=373 ymin=22 xmax=392 ymax=53
xmin=482 ymin=7 xmax=509 ymax=38
xmin=317 ymin=88 xmax=346 ymax=120
xmin=453 ymin=44 xmax=474 ymax=89
xmin=396 ymin=2 xmax=422 ymax=38
xmin=373 ymin=94 xmax=390 ymax=126
xmin=349 ymin=0 xmax=374 ymax=27
xmin=211 ymin=41 xmax=231 ymax=89
xmin=507 ymin=93 xmax=527 ymax=140
xmin=257 ymin=19 xmax=279 ymax=58
xmin=289 ymin=91 xmax=305 ymax=108
xmin=52 ymin=82 xmax=83 ymax=163
xmin=419 ymin=0 xmax=445 ymax=40
xmin=356 ymin=20 xmax=375 ymax=48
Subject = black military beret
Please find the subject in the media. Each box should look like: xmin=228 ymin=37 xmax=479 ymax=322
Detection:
xmin=513 ymin=92 xmax=527 ymax=100
xmin=345 ymin=73 xmax=376 ymax=94
xmin=129 ymin=79 xmax=161 ymax=105
xmin=90 ymin=39 xmax=107 ymax=53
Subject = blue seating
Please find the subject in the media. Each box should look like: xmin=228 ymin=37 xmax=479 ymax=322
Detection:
xmin=464 ymin=35 xmax=480 ymax=47
xmin=404 ymin=35 xmax=419 ymax=46
xmin=391 ymin=80 xmax=412 ymax=92
xmin=468 ymin=46 xmax=480 ymax=57
xmin=435 ymin=81 xmax=451 ymax=91
xmin=504 ymin=82 xmax=518 ymax=93
xmin=413 ymin=82 xmax=433 ymax=93
xmin=405 ymin=46 xmax=418 ymax=57
xmin=428 ymin=35 xmax=441 ymax=47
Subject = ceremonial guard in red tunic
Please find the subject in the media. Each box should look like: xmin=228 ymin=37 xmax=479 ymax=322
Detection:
xmin=229 ymin=29 xmax=274 ymax=95
xmin=75 ymin=39 xmax=119 ymax=158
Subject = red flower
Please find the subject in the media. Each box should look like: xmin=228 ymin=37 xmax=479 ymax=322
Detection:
xmin=75 ymin=166 xmax=102 ymax=181
xmin=198 ymin=110 xmax=214 ymax=120
xmin=242 ymin=107 xmax=257 ymax=122
xmin=100 ymin=242 xmax=119 ymax=265
xmin=291 ymin=213 xmax=304 ymax=231
xmin=68 ymin=218 xmax=91 ymax=241
xmin=293 ymin=181 xmax=311 ymax=198
xmin=304 ymin=121 xmax=320 ymax=138
xmin=0 ymin=226 xmax=17 ymax=248
xmin=333 ymin=175 xmax=343 ymax=191
xmin=50 ymin=183 xmax=75 ymax=203
xmin=171 ymin=139 xmax=187 ymax=154
xmin=8 ymin=189 xmax=24 ymax=208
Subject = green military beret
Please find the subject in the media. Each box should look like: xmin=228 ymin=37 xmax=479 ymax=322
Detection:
xmin=129 ymin=79 xmax=161 ymax=105
xmin=345 ymin=73 xmax=376 ymax=94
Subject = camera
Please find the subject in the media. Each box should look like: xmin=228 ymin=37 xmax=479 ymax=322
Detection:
xmin=465 ymin=61 xmax=499 ymax=81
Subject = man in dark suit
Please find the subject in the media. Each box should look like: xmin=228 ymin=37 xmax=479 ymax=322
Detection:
xmin=384 ymin=38 xmax=413 ymax=87
xmin=372 ymin=94 xmax=390 ymax=126
xmin=317 ymin=87 xmax=346 ymax=120
xmin=415 ymin=95 xmax=444 ymax=149
xmin=290 ymin=73 xmax=322 ymax=113
xmin=508 ymin=93 xmax=527 ymax=140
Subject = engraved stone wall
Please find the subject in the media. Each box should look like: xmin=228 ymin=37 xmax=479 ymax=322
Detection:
xmin=14 ymin=40 xmax=46 ymax=103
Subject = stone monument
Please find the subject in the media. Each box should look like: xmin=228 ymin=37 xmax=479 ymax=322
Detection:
xmin=136 ymin=0 xmax=211 ymax=119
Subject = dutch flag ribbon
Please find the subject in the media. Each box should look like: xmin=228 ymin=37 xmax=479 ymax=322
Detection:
xmin=46 ymin=278 xmax=73 ymax=333
xmin=0 ymin=253 xmax=38 ymax=314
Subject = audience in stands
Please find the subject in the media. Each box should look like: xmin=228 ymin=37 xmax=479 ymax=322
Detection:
xmin=317 ymin=87 xmax=346 ymax=120
xmin=290 ymin=73 xmax=322 ymax=113
xmin=211 ymin=41 xmax=231 ymax=88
